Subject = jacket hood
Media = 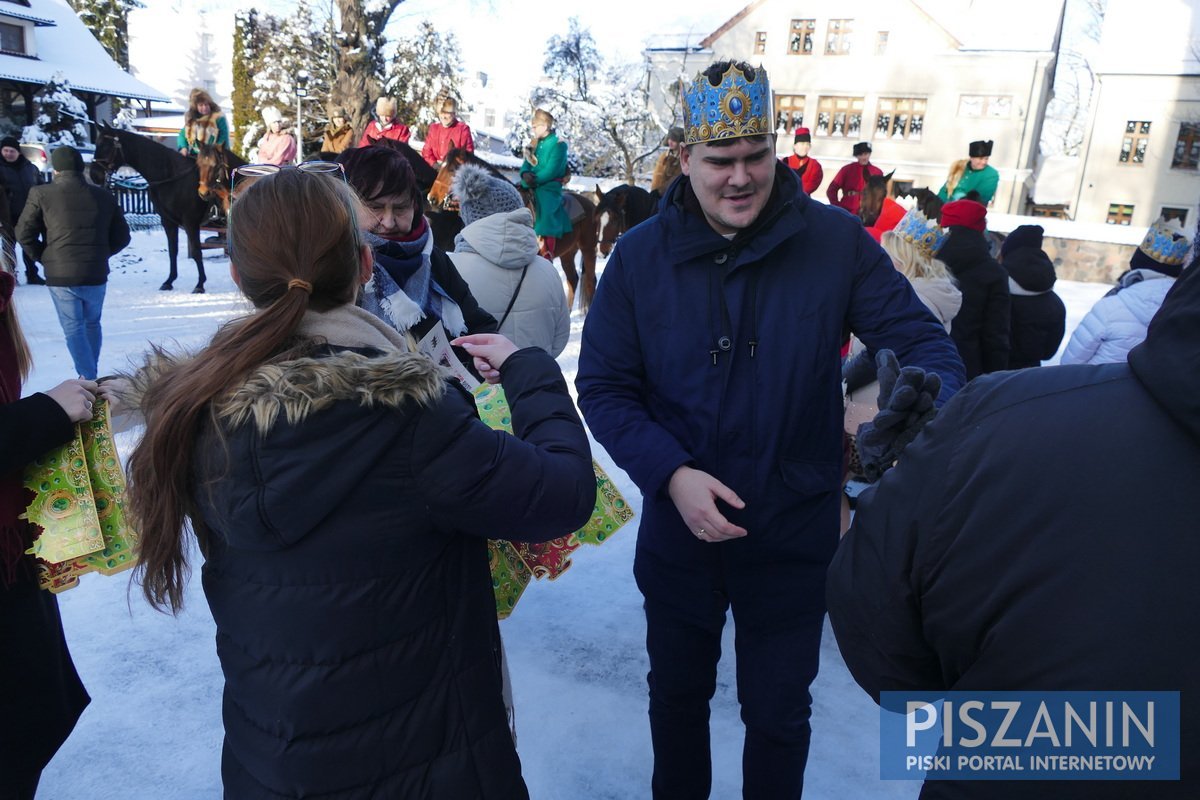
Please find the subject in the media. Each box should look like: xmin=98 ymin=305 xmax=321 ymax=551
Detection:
xmin=1129 ymin=263 xmax=1200 ymax=441
xmin=201 ymin=347 xmax=445 ymax=548
xmin=1003 ymin=246 xmax=1056 ymax=293
xmin=911 ymin=276 xmax=962 ymax=328
xmin=456 ymin=208 xmax=539 ymax=269
xmin=936 ymin=227 xmax=992 ymax=273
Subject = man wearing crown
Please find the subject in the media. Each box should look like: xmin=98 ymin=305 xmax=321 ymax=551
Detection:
xmin=576 ymin=60 xmax=965 ymax=798
xmin=1061 ymin=217 xmax=1192 ymax=365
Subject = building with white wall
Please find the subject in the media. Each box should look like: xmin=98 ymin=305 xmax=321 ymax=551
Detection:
xmin=127 ymin=1 xmax=234 ymax=122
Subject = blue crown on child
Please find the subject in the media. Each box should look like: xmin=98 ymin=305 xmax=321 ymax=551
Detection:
xmin=894 ymin=208 xmax=948 ymax=258
xmin=680 ymin=63 xmax=773 ymax=146
xmin=1138 ymin=218 xmax=1191 ymax=267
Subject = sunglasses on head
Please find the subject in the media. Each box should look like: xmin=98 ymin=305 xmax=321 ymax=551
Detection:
xmin=230 ymin=160 xmax=346 ymax=194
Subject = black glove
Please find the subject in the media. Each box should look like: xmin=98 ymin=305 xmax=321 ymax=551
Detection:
xmin=520 ymin=171 xmax=538 ymax=188
xmin=856 ymin=350 xmax=942 ymax=482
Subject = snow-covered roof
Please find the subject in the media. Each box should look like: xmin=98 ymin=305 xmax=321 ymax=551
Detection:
xmin=1093 ymin=0 xmax=1200 ymax=76
xmin=642 ymin=33 xmax=711 ymax=53
xmin=0 ymin=0 xmax=168 ymax=103
xmin=1032 ymin=154 xmax=1080 ymax=206
xmin=0 ymin=3 xmax=56 ymax=26
xmin=908 ymin=0 xmax=1065 ymax=52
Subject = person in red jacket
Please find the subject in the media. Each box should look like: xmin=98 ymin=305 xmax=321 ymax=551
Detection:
xmin=781 ymin=127 xmax=823 ymax=195
xmin=826 ymin=141 xmax=882 ymax=216
xmin=421 ymin=97 xmax=474 ymax=167
xmin=358 ymin=96 xmax=410 ymax=147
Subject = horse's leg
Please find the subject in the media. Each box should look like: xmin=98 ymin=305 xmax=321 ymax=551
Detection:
xmin=579 ymin=242 xmax=597 ymax=314
xmin=161 ymin=221 xmax=179 ymax=290
xmin=187 ymin=219 xmax=206 ymax=293
xmin=557 ymin=244 xmax=579 ymax=313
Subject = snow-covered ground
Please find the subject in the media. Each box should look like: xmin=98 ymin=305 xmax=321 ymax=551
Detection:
xmin=15 ymin=230 xmax=1109 ymax=799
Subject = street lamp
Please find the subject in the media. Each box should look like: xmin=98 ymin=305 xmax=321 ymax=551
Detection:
xmin=295 ymin=69 xmax=309 ymax=164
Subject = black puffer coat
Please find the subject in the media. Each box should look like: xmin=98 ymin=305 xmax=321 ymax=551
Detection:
xmin=828 ymin=262 xmax=1200 ymax=799
xmin=0 ymin=154 xmax=39 ymax=221
xmin=189 ymin=344 xmax=595 ymax=799
xmin=15 ymin=172 xmax=130 ymax=286
xmin=1002 ymin=245 xmax=1066 ymax=369
xmin=937 ymin=227 xmax=1011 ymax=379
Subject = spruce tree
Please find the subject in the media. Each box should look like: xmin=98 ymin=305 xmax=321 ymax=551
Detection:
xmin=385 ymin=20 xmax=465 ymax=138
xmin=69 ymin=0 xmax=141 ymax=70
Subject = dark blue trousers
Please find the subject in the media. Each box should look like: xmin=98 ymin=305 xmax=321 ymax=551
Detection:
xmin=642 ymin=580 xmax=824 ymax=799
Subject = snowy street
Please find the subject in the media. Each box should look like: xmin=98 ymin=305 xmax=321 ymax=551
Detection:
xmin=17 ymin=231 xmax=1109 ymax=799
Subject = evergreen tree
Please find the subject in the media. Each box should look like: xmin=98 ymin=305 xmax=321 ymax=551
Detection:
xmin=69 ymin=0 xmax=142 ymax=70
xmin=232 ymin=9 xmax=275 ymax=158
xmin=331 ymin=0 xmax=406 ymax=140
xmin=23 ymin=75 xmax=90 ymax=146
xmin=384 ymin=20 xmax=465 ymax=138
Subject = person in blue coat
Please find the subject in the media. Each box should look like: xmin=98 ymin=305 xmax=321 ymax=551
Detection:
xmin=575 ymin=60 xmax=966 ymax=799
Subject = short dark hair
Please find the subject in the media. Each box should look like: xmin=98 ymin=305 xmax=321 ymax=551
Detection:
xmin=702 ymin=60 xmax=756 ymax=85
xmin=336 ymin=145 xmax=422 ymax=208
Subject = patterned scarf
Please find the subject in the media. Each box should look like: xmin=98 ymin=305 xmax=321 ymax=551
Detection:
xmin=361 ymin=217 xmax=466 ymax=336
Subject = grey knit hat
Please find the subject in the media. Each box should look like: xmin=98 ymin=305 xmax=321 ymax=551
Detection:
xmin=452 ymin=163 xmax=523 ymax=227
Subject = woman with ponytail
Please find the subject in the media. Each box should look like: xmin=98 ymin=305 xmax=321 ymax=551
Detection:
xmin=1 ymin=270 xmax=97 ymax=799
xmin=118 ymin=168 xmax=595 ymax=798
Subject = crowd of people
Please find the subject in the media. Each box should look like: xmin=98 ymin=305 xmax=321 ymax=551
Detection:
xmin=2 ymin=57 xmax=1197 ymax=800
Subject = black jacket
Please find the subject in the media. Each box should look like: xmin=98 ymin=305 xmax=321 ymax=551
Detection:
xmin=15 ymin=172 xmax=130 ymax=286
xmin=827 ymin=263 xmax=1200 ymax=799
xmin=0 ymin=155 xmax=39 ymax=220
xmin=1003 ymin=245 xmax=1066 ymax=369
xmin=188 ymin=345 xmax=594 ymax=799
xmin=937 ymin=227 xmax=1010 ymax=378
xmin=1 ymin=392 xmax=90 ymax=787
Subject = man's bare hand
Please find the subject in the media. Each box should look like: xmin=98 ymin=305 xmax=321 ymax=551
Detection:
xmin=667 ymin=465 xmax=748 ymax=542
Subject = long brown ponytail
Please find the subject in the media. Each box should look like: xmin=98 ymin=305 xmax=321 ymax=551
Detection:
xmin=128 ymin=169 xmax=365 ymax=612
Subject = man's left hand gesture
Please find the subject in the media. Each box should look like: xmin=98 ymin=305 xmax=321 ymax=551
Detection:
xmin=668 ymin=465 xmax=748 ymax=543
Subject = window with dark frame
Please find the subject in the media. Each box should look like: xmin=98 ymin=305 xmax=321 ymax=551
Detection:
xmin=1171 ymin=122 xmax=1199 ymax=169
xmin=826 ymin=19 xmax=853 ymax=54
xmin=775 ymin=94 xmax=805 ymax=132
xmin=876 ymin=31 xmax=889 ymax=55
xmin=816 ymin=95 xmax=864 ymax=138
xmin=1118 ymin=121 xmax=1151 ymax=164
xmin=788 ymin=19 xmax=815 ymax=54
xmin=0 ymin=22 xmax=24 ymax=54
xmin=1106 ymin=203 xmax=1135 ymax=225
xmin=1160 ymin=206 xmax=1189 ymax=225
xmin=958 ymin=95 xmax=1012 ymax=118
xmin=754 ymin=31 xmax=767 ymax=54
xmin=875 ymin=97 xmax=926 ymax=141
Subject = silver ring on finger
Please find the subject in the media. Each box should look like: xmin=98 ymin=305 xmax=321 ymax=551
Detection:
xmin=696 ymin=528 xmax=707 ymax=538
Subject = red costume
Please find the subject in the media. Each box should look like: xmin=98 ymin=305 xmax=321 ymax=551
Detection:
xmin=826 ymin=161 xmax=883 ymax=215
xmin=421 ymin=120 xmax=474 ymax=166
xmin=358 ymin=120 xmax=411 ymax=148
xmin=782 ymin=154 xmax=824 ymax=195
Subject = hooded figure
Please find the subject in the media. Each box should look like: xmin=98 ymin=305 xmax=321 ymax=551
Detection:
xmin=828 ymin=253 xmax=1200 ymax=800
xmin=447 ymin=164 xmax=569 ymax=356
xmin=1061 ymin=218 xmax=1191 ymax=365
xmin=1000 ymin=224 xmax=1066 ymax=368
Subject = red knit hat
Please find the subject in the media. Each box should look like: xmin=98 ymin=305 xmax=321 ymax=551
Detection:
xmin=941 ymin=199 xmax=987 ymax=232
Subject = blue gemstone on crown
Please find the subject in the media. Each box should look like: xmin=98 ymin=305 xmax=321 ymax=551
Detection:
xmin=729 ymin=96 xmax=743 ymax=116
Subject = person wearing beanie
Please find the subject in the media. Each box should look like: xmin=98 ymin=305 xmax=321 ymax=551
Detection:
xmin=999 ymin=224 xmax=1066 ymax=368
xmin=421 ymin=97 xmax=474 ymax=168
xmin=15 ymin=145 xmax=131 ymax=379
xmin=1061 ymin=218 xmax=1192 ymax=365
xmin=938 ymin=140 xmax=1000 ymax=205
xmin=780 ymin=127 xmax=823 ymax=195
xmin=358 ymin=96 xmax=411 ymax=147
xmin=447 ymin=164 xmax=568 ymax=356
xmin=936 ymin=199 xmax=1010 ymax=378
xmin=827 ymin=141 xmax=882 ymax=214
xmin=256 ymin=107 xmax=296 ymax=166
xmin=0 ymin=136 xmax=45 ymax=284
xmin=649 ymin=126 xmax=685 ymax=196
xmin=320 ymin=106 xmax=354 ymax=155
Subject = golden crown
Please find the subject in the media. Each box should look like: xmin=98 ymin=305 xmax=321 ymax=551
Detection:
xmin=680 ymin=63 xmax=773 ymax=146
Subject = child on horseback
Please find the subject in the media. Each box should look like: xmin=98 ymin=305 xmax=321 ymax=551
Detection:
xmin=519 ymin=108 xmax=572 ymax=259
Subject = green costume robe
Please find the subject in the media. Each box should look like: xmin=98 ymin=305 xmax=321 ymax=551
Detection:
xmin=177 ymin=113 xmax=230 ymax=156
xmin=520 ymin=132 xmax=572 ymax=238
xmin=938 ymin=163 xmax=999 ymax=204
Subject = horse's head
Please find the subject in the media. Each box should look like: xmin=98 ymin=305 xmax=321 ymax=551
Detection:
xmin=428 ymin=148 xmax=470 ymax=210
xmin=858 ymin=169 xmax=896 ymax=227
xmin=196 ymin=143 xmax=231 ymax=210
xmin=595 ymin=186 xmax=628 ymax=257
xmin=91 ymin=127 xmax=126 ymax=181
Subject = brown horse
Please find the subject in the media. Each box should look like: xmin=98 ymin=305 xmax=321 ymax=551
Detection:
xmin=195 ymin=143 xmax=246 ymax=213
xmin=857 ymin=169 xmax=896 ymax=227
xmin=432 ymin=149 xmax=600 ymax=313
xmin=594 ymin=184 xmax=657 ymax=257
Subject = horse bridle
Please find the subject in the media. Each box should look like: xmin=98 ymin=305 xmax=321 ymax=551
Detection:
xmin=94 ymin=133 xmax=199 ymax=187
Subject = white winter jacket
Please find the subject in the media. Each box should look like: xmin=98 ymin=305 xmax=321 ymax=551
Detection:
xmin=449 ymin=208 xmax=570 ymax=357
xmin=1060 ymin=269 xmax=1175 ymax=365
